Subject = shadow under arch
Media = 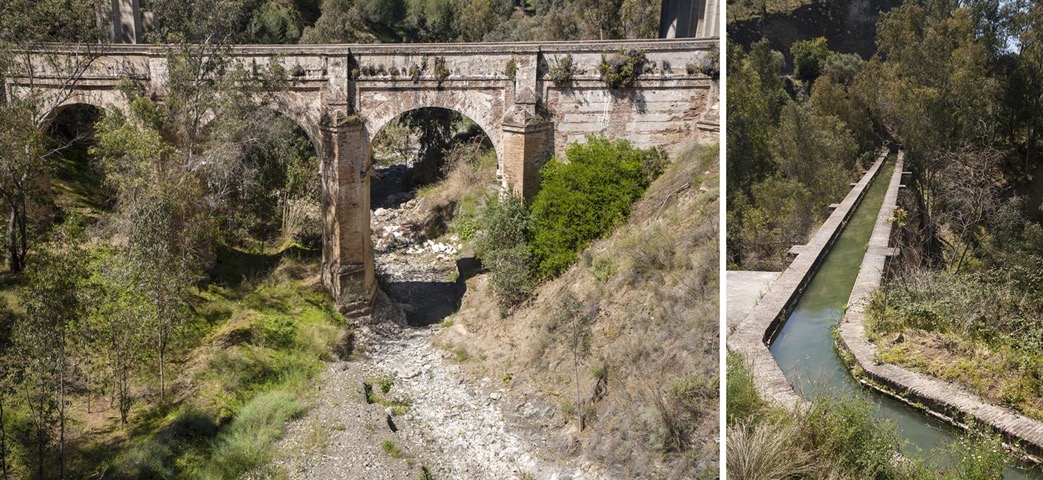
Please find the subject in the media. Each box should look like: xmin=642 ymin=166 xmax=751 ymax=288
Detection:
xmin=366 ymin=106 xmax=499 ymax=210
xmin=42 ymin=103 xmax=112 ymax=216
xmin=197 ymin=103 xmax=327 ymax=286
xmin=365 ymin=106 xmax=502 ymax=326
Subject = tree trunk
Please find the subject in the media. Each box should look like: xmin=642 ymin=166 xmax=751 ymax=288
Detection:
xmin=1026 ymin=126 xmax=1037 ymax=173
xmin=574 ymin=352 xmax=583 ymax=430
xmin=158 ymin=317 xmax=166 ymax=405
xmin=17 ymin=197 xmax=27 ymax=270
xmin=0 ymin=389 xmax=8 ymax=480
xmin=58 ymin=348 xmax=65 ymax=480
xmin=7 ymin=207 xmax=19 ymax=274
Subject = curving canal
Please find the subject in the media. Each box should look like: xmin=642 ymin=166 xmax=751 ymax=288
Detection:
xmin=767 ymin=155 xmax=1043 ymax=478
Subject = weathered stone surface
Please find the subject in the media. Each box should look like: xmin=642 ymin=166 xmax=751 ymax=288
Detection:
xmin=726 ymin=270 xmax=779 ymax=331
xmin=8 ymin=40 xmax=717 ymax=311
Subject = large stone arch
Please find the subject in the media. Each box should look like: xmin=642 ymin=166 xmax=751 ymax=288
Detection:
xmin=358 ymin=88 xmax=506 ymax=159
xmin=261 ymin=90 xmax=326 ymax=159
xmin=363 ymin=104 xmax=503 ymax=195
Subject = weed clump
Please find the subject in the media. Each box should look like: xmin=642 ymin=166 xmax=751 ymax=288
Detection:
xmin=598 ymin=50 xmax=647 ymax=89
xmin=548 ymin=54 xmax=576 ymax=86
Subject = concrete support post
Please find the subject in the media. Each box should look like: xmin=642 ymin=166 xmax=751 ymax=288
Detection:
xmin=501 ymin=118 xmax=552 ymax=200
xmin=320 ymin=118 xmax=376 ymax=314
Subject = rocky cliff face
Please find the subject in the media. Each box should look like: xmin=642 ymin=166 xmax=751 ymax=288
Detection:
xmin=728 ymin=0 xmax=902 ymax=66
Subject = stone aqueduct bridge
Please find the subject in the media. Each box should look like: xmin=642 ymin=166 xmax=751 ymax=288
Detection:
xmin=7 ymin=39 xmax=718 ymax=311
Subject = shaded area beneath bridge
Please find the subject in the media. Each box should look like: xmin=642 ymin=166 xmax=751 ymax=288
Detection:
xmin=381 ymin=280 xmax=466 ymax=327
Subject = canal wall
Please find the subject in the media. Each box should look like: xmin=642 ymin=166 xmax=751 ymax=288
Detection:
xmin=836 ymin=151 xmax=1043 ymax=463
xmin=728 ymin=147 xmax=889 ymax=408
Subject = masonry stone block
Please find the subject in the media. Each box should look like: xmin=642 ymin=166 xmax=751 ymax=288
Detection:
xmin=10 ymin=40 xmax=716 ymax=313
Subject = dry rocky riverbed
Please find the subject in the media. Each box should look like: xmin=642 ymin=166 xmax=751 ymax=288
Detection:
xmin=273 ymin=190 xmax=604 ymax=479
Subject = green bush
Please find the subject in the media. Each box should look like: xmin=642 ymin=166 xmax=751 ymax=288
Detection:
xmin=530 ymin=136 xmax=665 ymax=278
xmin=791 ymin=37 xmax=833 ymax=82
xmin=474 ymin=193 xmax=530 ymax=260
xmin=473 ymin=192 xmax=536 ymax=312
xmin=487 ymin=244 xmax=536 ymax=314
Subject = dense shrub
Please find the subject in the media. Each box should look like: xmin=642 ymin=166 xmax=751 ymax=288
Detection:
xmin=473 ymin=192 xmax=535 ymax=313
xmin=530 ymin=136 xmax=665 ymax=278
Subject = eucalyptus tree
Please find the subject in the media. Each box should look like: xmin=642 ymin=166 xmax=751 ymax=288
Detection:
xmin=857 ymin=2 xmax=1001 ymax=264
xmin=0 ymin=0 xmax=103 ymax=272
xmin=14 ymin=224 xmax=89 ymax=479
xmin=91 ymin=47 xmax=290 ymax=404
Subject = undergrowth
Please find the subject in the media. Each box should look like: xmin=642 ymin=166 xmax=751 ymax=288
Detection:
xmin=726 ymin=353 xmax=1011 ymax=479
xmin=95 ymin=249 xmax=348 ymax=478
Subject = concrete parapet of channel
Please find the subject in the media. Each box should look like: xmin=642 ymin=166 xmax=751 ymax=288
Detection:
xmin=836 ymin=151 xmax=1043 ymax=465
xmin=727 ymin=146 xmax=890 ymax=408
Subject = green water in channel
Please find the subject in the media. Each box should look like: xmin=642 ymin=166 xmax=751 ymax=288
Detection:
xmin=768 ymin=157 xmax=1043 ymax=479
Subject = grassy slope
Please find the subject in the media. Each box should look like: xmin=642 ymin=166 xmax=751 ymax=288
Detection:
xmin=866 ymin=291 xmax=1043 ymax=421
xmin=97 ymin=251 xmax=348 ymax=479
xmin=727 ymin=0 xmax=823 ymax=22
xmin=438 ymin=142 xmax=720 ymax=478
xmin=0 ymin=117 xmax=351 ymax=479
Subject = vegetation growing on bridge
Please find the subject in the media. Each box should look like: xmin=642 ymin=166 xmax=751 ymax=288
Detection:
xmin=547 ymin=54 xmax=576 ymax=87
xmin=598 ymin=49 xmax=648 ymax=89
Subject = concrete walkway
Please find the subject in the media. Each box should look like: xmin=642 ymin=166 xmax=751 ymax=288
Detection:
xmin=727 ymin=148 xmax=889 ymax=408
xmin=726 ymin=271 xmax=779 ymax=332
xmin=837 ymin=152 xmax=1043 ymax=462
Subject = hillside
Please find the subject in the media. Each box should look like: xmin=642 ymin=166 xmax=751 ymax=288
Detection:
xmin=728 ymin=0 xmax=901 ymax=66
xmin=435 ymin=142 xmax=720 ymax=477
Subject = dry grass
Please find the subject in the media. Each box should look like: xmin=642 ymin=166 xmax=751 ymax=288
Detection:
xmin=727 ymin=419 xmax=817 ymax=480
xmin=438 ymin=141 xmax=720 ymax=477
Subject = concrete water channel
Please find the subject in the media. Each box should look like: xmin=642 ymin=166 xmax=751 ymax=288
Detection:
xmin=766 ymin=153 xmax=1043 ymax=478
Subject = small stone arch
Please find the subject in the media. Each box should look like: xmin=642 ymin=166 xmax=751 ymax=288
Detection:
xmin=37 ymin=90 xmax=128 ymax=131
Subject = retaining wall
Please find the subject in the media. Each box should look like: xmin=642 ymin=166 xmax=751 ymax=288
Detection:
xmin=727 ymin=147 xmax=889 ymax=407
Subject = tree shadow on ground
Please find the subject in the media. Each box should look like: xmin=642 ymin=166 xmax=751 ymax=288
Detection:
xmin=209 ymin=243 xmax=321 ymax=289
